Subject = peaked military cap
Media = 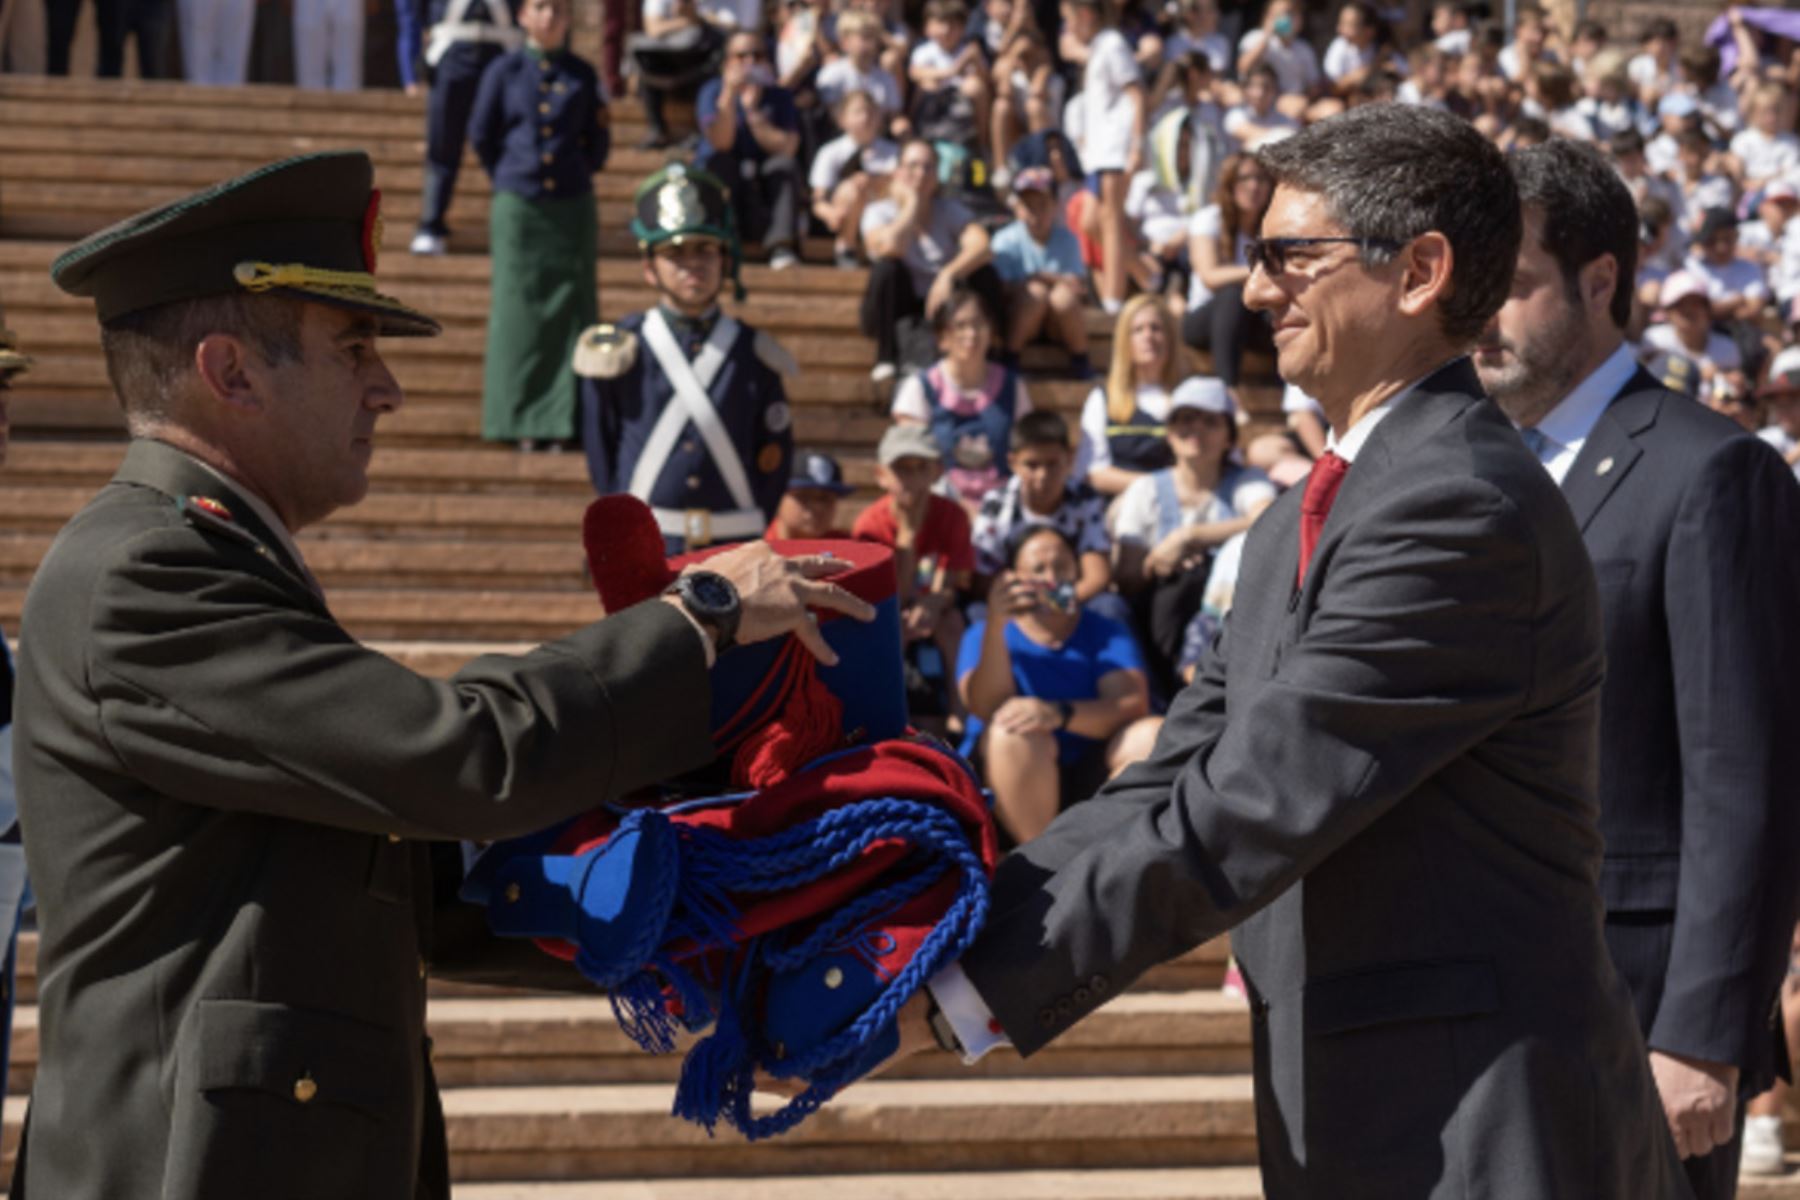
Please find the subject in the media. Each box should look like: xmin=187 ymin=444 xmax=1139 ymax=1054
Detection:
xmin=49 ymin=152 xmax=440 ymax=337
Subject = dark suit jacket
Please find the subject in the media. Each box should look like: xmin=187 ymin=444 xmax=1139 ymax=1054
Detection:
xmin=1564 ymin=369 xmax=1800 ymax=1097
xmin=959 ymin=361 xmax=1688 ymax=1198
xmin=12 ymin=439 xmax=715 ymax=1200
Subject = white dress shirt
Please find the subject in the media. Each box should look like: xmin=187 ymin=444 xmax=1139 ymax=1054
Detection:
xmin=1516 ymin=342 xmax=1639 ymax=485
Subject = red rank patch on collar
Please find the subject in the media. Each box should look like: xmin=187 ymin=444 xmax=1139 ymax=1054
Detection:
xmin=188 ymin=495 xmax=233 ymax=520
xmin=362 ymin=189 xmax=383 ymax=274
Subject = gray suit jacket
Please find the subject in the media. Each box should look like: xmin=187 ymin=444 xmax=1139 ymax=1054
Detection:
xmin=12 ymin=439 xmax=715 ymax=1200
xmin=960 ymin=362 xmax=1689 ymax=1199
xmin=1566 ymin=370 xmax=1800 ymax=1097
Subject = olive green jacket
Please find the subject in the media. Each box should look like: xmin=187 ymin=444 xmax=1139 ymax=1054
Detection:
xmin=11 ymin=438 xmax=712 ymax=1199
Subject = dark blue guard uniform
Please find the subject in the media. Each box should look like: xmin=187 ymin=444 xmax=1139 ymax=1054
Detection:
xmin=408 ymin=0 xmax=524 ymax=244
xmin=469 ymin=46 xmax=610 ymax=195
xmin=576 ymin=166 xmax=796 ymax=553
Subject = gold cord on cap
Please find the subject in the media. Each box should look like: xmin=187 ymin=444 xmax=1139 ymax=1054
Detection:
xmin=234 ymin=261 xmax=381 ymax=295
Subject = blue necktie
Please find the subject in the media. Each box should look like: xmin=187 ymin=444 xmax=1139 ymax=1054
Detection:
xmin=1519 ymin=426 xmax=1550 ymax=460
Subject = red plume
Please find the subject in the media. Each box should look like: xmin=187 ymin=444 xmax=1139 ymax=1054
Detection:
xmin=583 ymin=496 xmax=677 ymax=613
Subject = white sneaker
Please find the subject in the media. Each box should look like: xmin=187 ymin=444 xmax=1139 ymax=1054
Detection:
xmin=409 ymin=231 xmax=448 ymax=256
xmin=869 ymin=361 xmax=897 ymax=384
xmin=768 ymin=247 xmax=799 ymax=271
xmin=1741 ymin=1113 xmax=1786 ymax=1176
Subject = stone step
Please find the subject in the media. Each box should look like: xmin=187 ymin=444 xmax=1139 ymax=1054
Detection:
xmin=434 ymin=1075 xmax=1258 ymax=1182
xmin=1 ymin=989 xmax=1252 ymax=1095
xmin=453 ymin=1169 xmax=1269 ymax=1200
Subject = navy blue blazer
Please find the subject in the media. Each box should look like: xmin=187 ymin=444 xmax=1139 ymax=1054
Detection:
xmin=469 ymin=48 xmax=609 ymax=198
xmin=1566 ymin=368 xmax=1800 ymax=1096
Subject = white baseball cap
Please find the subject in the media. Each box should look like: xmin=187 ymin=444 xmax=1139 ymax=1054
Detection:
xmin=1169 ymin=375 xmax=1235 ymax=417
xmin=1659 ymin=269 xmax=1711 ymax=310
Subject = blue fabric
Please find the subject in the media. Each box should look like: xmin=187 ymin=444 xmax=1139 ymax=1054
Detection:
xmin=956 ymin=609 xmax=1146 ymax=763
xmin=695 ymin=78 xmax=800 ymax=168
xmin=469 ymin=48 xmax=610 ymax=199
xmin=580 ymin=311 xmax=794 ymax=522
xmin=990 ymin=219 xmax=1086 ymax=283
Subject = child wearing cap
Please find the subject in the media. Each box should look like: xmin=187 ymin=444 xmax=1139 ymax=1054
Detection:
xmin=469 ymin=0 xmax=610 ymax=450
xmin=1757 ymin=347 xmax=1800 ymax=481
xmin=766 ymin=450 xmax=854 ymax=538
xmin=853 ymin=424 xmax=976 ymax=720
xmin=990 ymin=168 xmax=1092 ymax=378
xmin=1112 ymin=375 xmax=1273 ymax=693
xmin=1641 ymin=269 xmax=1743 ymax=390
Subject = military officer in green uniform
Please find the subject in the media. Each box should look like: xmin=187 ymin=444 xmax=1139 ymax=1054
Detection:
xmin=11 ymin=151 xmax=869 ymax=1200
xmin=578 ymin=164 xmax=798 ymax=554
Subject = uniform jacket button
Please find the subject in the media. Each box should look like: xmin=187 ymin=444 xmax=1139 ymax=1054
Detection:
xmin=1073 ymin=986 xmax=1090 ymax=1004
xmin=387 ymin=833 xmax=402 ymax=844
xmin=686 ymin=475 xmax=702 ymax=489
xmin=1088 ymin=974 xmax=1109 ymax=994
xmin=543 ymin=177 xmax=556 ymax=191
xmin=1037 ymin=1007 xmax=1056 ymax=1028
xmin=538 ymin=102 xmax=550 ymax=115
xmin=293 ymin=1074 xmax=318 ymax=1103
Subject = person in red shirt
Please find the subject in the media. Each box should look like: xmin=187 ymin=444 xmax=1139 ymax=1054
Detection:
xmin=766 ymin=450 xmax=855 ymax=540
xmin=854 ymin=424 xmax=975 ymax=721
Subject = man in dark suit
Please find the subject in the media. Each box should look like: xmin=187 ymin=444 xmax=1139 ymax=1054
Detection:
xmin=1475 ymin=138 xmax=1800 ymax=1200
xmin=12 ymin=152 xmax=869 ymax=1200
xmin=893 ymin=104 xmax=1688 ymax=1197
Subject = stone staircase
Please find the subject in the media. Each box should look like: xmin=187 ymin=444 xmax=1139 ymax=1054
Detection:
xmin=6 ymin=72 xmax=1798 ymax=1198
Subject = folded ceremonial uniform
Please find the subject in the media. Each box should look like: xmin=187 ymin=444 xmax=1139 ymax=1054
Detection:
xmin=465 ymin=496 xmax=998 ymax=1139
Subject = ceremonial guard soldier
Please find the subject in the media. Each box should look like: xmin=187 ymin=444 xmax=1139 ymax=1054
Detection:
xmin=400 ymin=0 xmax=525 ymax=254
xmin=578 ymin=164 xmax=798 ymax=553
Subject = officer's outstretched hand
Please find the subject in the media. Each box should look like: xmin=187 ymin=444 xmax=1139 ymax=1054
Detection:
xmin=699 ymin=543 xmax=875 ymax=665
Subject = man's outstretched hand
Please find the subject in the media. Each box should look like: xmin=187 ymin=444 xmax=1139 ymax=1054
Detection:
xmin=689 ymin=543 xmax=876 ymax=664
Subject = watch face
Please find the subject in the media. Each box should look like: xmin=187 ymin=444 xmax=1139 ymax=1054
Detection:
xmin=690 ymin=572 xmax=734 ymax=613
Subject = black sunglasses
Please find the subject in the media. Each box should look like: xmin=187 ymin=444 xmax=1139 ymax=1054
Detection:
xmin=1246 ymin=236 xmax=1403 ymax=276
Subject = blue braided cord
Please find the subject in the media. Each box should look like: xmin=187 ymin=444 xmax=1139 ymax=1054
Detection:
xmin=715 ymin=804 xmax=992 ymax=1141
xmin=678 ymin=800 xmax=968 ymax=891
xmin=760 ymin=858 xmax=947 ymax=973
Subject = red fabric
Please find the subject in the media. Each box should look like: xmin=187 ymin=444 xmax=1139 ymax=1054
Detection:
xmin=584 ymin=495 xmax=677 ymax=613
xmin=852 ymin=495 xmax=976 ymax=575
xmin=1297 ymin=451 xmax=1350 ymax=587
xmin=533 ymin=739 xmax=999 ymax=964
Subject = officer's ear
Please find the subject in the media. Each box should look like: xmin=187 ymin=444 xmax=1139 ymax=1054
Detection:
xmin=642 ymin=254 xmax=660 ymax=292
xmin=194 ymin=333 xmax=266 ymax=414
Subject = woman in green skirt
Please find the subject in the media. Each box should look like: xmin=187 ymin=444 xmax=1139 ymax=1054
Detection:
xmin=469 ymin=0 xmax=610 ymax=448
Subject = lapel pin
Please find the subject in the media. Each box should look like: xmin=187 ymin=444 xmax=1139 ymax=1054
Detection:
xmin=1596 ymin=457 xmax=1614 ymax=477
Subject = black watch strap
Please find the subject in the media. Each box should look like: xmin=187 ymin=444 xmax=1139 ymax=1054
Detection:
xmin=1056 ymin=700 xmax=1075 ymax=730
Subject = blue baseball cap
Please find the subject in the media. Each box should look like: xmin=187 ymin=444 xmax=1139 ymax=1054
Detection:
xmin=788 ymin=450 xmax=854 ymax=496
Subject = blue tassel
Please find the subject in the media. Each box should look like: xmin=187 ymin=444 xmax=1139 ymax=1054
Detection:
xmin=673 ymin=998 xmax=752 ymax=1135
xmin=609 ymin=969 xmax=681 ymax=1055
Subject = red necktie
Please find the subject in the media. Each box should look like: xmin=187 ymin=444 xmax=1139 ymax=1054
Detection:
xmin=1296 ymin=451 xmax=1350 ymax=588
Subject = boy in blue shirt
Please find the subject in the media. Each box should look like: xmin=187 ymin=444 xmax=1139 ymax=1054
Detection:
xmin=990 ymin=167 xmax=1092 ymax=377
xmin=957 ymin=525 xmax=1161 ymax=845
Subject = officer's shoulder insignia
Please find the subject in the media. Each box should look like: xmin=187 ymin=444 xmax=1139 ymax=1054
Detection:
xmin=753 ymin=329 xmax=798 ymax=379
xmin=177 ymin=495 xmax=269 ymax=557
xmin=572 ymin=323 xmax=639 ymax=379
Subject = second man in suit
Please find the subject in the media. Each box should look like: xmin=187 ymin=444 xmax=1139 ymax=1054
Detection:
xmin=1476 ymin=138 xmax=1800 ymax=1200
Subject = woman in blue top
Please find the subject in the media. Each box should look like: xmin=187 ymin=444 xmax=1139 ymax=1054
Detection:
xmin=957 ymin=525 xmax=1162 ymax=845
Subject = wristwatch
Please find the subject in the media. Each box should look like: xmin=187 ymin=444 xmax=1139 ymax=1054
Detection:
xmin=925 ymin=992 xmax=964 ymax=1055
xmin=669 ymin=571 xmax=742 ymax=654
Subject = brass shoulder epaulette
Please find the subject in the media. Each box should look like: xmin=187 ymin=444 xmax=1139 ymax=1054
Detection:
xmin=754 ymin=328 xmax=798 ymax=379
xmin=572 ymin=323 xmax=639 ymax=379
